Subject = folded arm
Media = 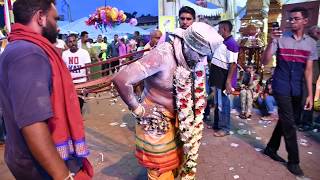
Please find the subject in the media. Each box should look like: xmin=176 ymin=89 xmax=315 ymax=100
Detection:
xmin=112 ymin=48 xmax=166 ymax=110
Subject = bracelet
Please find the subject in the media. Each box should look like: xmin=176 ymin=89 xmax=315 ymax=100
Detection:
xmin=64 ymin=172 xmax=75 ymax=180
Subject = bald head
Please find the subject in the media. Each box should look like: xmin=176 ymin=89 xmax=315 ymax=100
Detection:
xmin=308 ymin=25 xmax=320 ymax=41
xmin=150 ymin=30 xmax=162 ymax=47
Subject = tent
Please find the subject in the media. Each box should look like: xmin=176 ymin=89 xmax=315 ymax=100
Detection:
xmin=59 ymin=17 xmax=150 ymax=40
xmin=180 ymin=0 xmax=223 ymax=16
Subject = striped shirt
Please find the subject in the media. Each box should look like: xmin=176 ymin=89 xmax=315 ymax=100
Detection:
xmin=271 ymin=32 xmax=318 ymax=96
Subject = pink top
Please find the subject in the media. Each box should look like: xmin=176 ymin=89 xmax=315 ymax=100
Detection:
xmin=119 ymin=43 xmax=127 ymax=56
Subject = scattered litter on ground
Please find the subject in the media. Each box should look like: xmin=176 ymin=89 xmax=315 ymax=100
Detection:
xmin=307 ymin=152 xmax=312 ymax=155
xmin=111 ymin=102 xmax=115 ymax=105
xmin=237 ymin=129 xmax=248 ymax=135
xmin=255 ymin=137 xmax=262 ymax=140
xmin=229 ymin=167 xmax=234 ymax=171
xmin=238 ymin=123 xmax=245 ymax=126
xmin=296 ymin=176 xmax=311 ymax=180
xmin=240 ymin=166 xmax=244 ymax=169
xmin=300 ymin=139 xmax=308 ymax=143
xmin=299 ymin=139 xmax=309 ymax=147
xmin=120 ymin=123 xmax=127 ymax=128
xmin=121 ymin=109 xmax=126 ymax=112
xmin=201 ymin=142 xmax=207 ymax=146
xmin=255 ymin=148 xmax=263 ymax=152
xmin=230 ymin=143 xmax=239 ymax=148
xmin=233 ymin=175 xmax=240 ymax=179
xmin=258 ymin=120 xmax=272 ymax=125
xmin=313 ymin=129 xmax=318 ymax=133
xmin=236 ymin=116 xmax=240 ymax=119
xmin=229 ymin=131 xmax=234 ymax=135
xmin=246 ymin=118 xmax=251 ymax=121
xmin=109 ymin=122 xmax=119 ymax=126
xmin=300 ymin=142 xmax=308 ymax=147
xmin=99 ymin=152 xmax=104 ymax=162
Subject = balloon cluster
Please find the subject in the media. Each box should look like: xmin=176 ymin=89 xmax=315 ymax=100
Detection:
xmin=86 ymin=6 xmax=127 ymax=31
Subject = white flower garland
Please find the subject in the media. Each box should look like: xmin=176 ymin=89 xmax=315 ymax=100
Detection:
xmin=174 ymin=64 xmax=206 ymax=180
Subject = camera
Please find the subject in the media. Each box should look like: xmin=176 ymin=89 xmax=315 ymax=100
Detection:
xmin=271 ymin=22 xmax=280 ymax=30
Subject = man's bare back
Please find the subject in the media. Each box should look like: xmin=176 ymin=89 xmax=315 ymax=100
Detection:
xmin=113 ymin=42 xmax=177 ymax=113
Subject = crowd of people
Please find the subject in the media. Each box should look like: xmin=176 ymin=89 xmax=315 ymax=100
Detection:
xmin=0 ymin=0 xmax=319 ymax=180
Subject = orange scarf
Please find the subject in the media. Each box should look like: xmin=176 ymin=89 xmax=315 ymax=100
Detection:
xmin=8 ymin=23 xmax=89 ymax=160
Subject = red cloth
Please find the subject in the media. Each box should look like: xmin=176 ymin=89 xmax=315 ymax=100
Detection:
xmin=8 ymin=23 xmax=90 ymax=161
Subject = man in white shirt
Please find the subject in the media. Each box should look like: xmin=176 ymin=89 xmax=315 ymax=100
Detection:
xmin=63 ymin=34 xmax=91 ymax=84
xmin=63 ymin=34 xmax=91 ymax=111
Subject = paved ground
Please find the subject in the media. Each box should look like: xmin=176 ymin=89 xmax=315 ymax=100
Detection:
xmin=1 ymin=91 xmax=320 ymax=180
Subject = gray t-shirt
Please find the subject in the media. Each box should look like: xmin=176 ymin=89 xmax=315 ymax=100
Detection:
xmin=0 ymin=40 xmax=53 ymax=179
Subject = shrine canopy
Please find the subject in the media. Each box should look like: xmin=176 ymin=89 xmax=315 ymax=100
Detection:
xmin=180 ymin=0 xmax=223 ymax=16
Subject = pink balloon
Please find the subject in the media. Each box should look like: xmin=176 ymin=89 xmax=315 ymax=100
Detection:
xmin=129 ymin=18 xmax=138 ymax=26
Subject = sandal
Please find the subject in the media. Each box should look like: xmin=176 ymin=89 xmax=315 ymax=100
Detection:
xmin=239 ymin=113 xmax=247 ymax=119
xmin=213 ymin=130 xmax=228 ymax=137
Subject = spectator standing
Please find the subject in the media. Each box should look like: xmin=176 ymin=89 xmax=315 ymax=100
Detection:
xmin=0 ymin=0 xmax=92 ymax=179
xmin=299 ymin=25 xmax=320 ymax=131
xmin=94 ymin=35 xmax=109 ymax=75
xmin=107 ymin=34 xmax=120 ymax=73
xmin=262 ymin=7 xmax=318 ymax=176
xmin=209 ymin=20 xmax=239 ymax=136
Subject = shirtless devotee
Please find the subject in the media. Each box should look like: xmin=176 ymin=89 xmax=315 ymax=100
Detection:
xmin=112 ymin=22 xmax=224 ymax=180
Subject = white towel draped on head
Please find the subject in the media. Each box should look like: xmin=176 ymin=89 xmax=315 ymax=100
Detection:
xmin=181 ymin=22 xmax=224 ymax=56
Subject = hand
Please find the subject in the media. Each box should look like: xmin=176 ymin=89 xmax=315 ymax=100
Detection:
xmin=304 ymin=96 xmax=313 ymax=111
xmin=141 ymin=103 xmax=166 ymax=120
xmin=270 ymin=28 xmax=282 ymax=41
xmin=132 ymin=103 xmax=165 ymax=120
xmin=225 ymin=81 xmax=234 ymax=94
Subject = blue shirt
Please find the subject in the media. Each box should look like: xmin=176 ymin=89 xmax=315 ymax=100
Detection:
xmin=0 ymin=40 xmax=53 ymax=179
xmin=271 ymin=32 xmax=318 ymax=96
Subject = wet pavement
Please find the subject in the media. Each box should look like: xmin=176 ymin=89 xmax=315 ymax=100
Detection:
xmin=1 ymin=92 xmax=320 ymax=180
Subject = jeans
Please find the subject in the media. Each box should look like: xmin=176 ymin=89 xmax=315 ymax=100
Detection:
xmin=267 ymin=95 xmax=301 ymax=164
xmin=0 ymin=108 xmax=5 ymax=142
xmin=204 ymin=74 xmax=212 ymax=118
xmin=257 ymin=95 xmax=277 ymax=116
xmin=0 ymin=117 xmax=5 ymax=142
xmin=213 ymin=88 xmax=231 ymax=131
